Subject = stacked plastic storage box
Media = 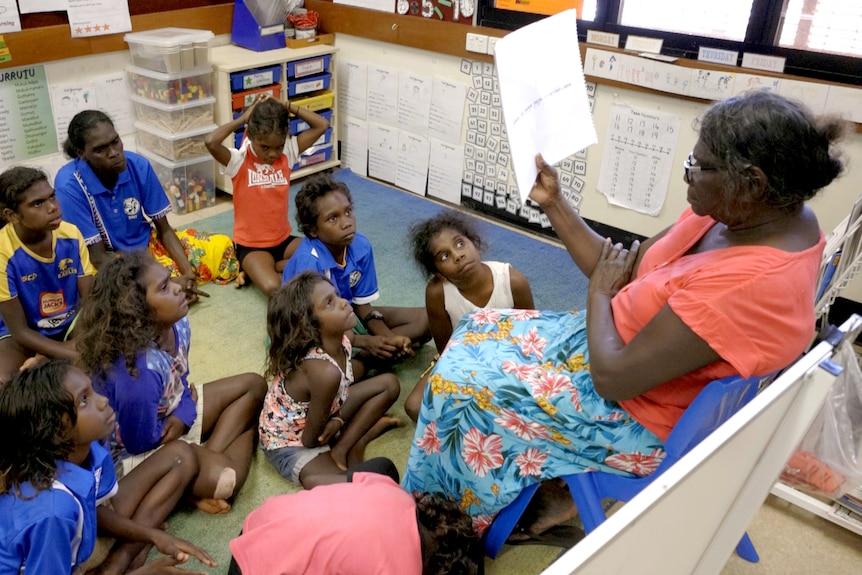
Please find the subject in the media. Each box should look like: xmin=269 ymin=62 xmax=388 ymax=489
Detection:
xmin=124 ymin=28 xmax=218 ymax=215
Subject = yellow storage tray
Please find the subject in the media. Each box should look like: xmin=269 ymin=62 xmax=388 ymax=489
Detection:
xmin=291 ymin=90 xmax=334 ymax=112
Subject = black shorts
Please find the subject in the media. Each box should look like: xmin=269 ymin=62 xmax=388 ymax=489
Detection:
xmin=234 ymin=235 xmax=300 ymax=267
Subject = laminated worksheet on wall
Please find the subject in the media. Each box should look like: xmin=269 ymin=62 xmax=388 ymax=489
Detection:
xmin=598 ymin=104 xmax=680 ymax=216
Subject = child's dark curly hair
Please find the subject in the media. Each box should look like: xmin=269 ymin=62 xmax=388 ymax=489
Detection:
xmin=408 ymin=211 xmax=484 ymax=279
xmin=0 ymin=359 xmax=76 ymax=496
xmin=0 ymin=166 xmax=49 ymax=217
xmin=294 ymin=174 xmax=352 ymax=238
xmin=247 ymin=97 xmax=290 ymax=141
xmin=415 ymin=492 xmax=483 ymax=575
xmin=266 ymin=271 xmax=330 ymax=379
xmin=75 ymin=250 xmax=160 ymax=378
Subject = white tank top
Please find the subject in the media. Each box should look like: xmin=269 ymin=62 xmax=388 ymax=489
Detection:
xmin=442 ymin=261 xmax=514 ymax=328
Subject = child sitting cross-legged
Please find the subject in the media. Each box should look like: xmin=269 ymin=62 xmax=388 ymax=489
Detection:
xmin=261 ymin=271 xmax=402 ymax=488
xmin=282 ymin=174 xmax=430 ymax=364
xmin=75 ymin=250 xmax=267 ymax=515
xmin=0 ymin=166 xmax=95 ymax=385
xmin=0 ymin=359 xmax=216 ymax=574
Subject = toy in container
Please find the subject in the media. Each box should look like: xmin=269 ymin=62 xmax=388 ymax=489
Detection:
xmin=138 ymin=149 xmax=216 ymax=215
xmin=131 ymin=95 xmax=216 ymax=134
xmin=127 ymin=65 xmax=213 ymax=106
xmin=135 ymin=121 xmax=216 ymax=162
xmin=124 ymin=28 xmax=214 ymax=73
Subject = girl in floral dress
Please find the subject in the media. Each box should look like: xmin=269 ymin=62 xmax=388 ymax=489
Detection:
xmin=260 ymin=271 xmax=402 ymax=488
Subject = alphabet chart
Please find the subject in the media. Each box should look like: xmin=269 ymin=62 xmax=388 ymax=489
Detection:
xmin=598 ymin=105 xmax=680 ymax=216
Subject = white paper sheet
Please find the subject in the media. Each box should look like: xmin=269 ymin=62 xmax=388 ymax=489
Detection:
xmin=397 ymin=73 xmax=432 ymax=135
xmin=778 ymin=80 xmax=829 ymax=114
xmin=367 ymin=65 xmax=399 ymax=127
xmin=67 ymin=0 xmax=131 ymax=38
xmin=584 ymin=48 xmax=621 ymax=81
xmin=731 ymin=73 xmax=781 ymax=97
xmin=597 ymin=105 xmax=681 ymax=216
xmin=494 ymin=9 xmax=597 ymax=204
xmin=340 ymin=116 xmax=369 ymax=177
xmin=368 ymin=122 xmax=397 ymax=183
xmin=428 ymin=139 xmax=465 ymax=204
xmin=395 ymin=131 xmax=430 ymax=196
xmin=338 ymin=60 xmax=368 ymax=120
xmin=333 ymin=0 xmax=394 ymax=12
xmin=0 ymin=0 xmax=22 ymax=33
xmin=688 ymin=69 xmax=735 ymax=101
xmin=824 ymin=85 xmax=862 ymax=123
xmin=429 ymin=78 xmax=467 ymax=145
xmin=50 ymin=73 xmax=133 ymax=152
xmin=18 ymin=0 xmax=68 ymax=13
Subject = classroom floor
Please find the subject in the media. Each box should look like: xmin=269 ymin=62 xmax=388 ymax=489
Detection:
xmin=166 ymin=189 xmax=862 ymax=575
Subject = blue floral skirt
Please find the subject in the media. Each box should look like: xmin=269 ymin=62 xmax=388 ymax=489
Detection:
xmin=402 ymin=309 xmax=666 ymax=534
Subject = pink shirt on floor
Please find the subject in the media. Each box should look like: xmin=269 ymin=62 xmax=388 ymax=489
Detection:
xmin=615 ymin=208 xmax=824 ymax=441
xmin=229 ymin=473 xmax=422 ymax=575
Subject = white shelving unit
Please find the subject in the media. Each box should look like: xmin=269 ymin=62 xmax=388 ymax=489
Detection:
xmin=210 ymin=43 xmax=340 ymax=194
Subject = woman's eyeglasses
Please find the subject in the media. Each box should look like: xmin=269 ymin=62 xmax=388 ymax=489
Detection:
xmin=683 ymin=152 xmax=718 ymax=183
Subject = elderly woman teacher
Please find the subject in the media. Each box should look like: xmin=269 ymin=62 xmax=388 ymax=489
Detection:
xmin=401 ymin=91 xmax=845 ymax=539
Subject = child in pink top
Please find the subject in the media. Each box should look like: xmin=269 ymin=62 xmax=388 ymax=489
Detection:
xmin=205 ymin=93 xmax=329 ymax=297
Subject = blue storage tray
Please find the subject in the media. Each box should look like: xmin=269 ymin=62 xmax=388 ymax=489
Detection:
xmin=287 ymin=72 xmax=331 ymax=97
xmin=292 ymin=144 xmax=332 ymax=170
xmin=230 ymin=64 xmax=282 ymax=91
xmin=289 ymin=109 xmax=332 ymax=133
xmin=287 ymin=54 xmax=331 ymax=78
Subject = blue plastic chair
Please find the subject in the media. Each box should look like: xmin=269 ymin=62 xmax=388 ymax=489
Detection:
xmin=485 ymin=373 xmax=766 ymax=561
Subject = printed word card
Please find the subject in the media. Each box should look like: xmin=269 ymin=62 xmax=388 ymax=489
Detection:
xmin=598 ymin=105 xmax=680 ymax=216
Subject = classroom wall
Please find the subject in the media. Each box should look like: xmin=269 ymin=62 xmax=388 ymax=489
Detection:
xmin=334 ymin=33 xmax=862 ymax=302
xmin=10 ymin=31 xmax=862 ymax=302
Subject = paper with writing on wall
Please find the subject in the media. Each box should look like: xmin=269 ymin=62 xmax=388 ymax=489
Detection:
xmin=428 ymin=139 xmax=465 ymax=204
xmin=397 ymin=73 xmax=433 ymax=136
xmin=367 ymin=66 xmax=399 ymax=127
xmin=598 ymin=105 xmax=680 ymax=216
xmin=67 ymin=0 xmax=131 ymax=38
xmin=341 ymin=116 xmax=369 ymax=177
xmin=368 ymin=122 xmax=397 ymax=183
xmin=18 ymin=0 xmax=68 ymax=13
xmin=0 ymin=0 xmax=22 ymax=33
xmin=429 ymin=78 xmax=467 ymax=145
xmin=778 ymin=80 xmax=829 ymax=115
xmin=495 ymin=9 xmax=596 ymax=204
xmin=395 ymin=130 xmax=431 ymax=196
xmin=338 ymin=60 xmax=368 ymax=120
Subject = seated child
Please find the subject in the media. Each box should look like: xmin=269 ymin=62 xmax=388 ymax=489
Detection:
xmin=205 ymin=93 xmax=330 ymax=297
xmin=261 ymin=271 xmax=402 ymax=488
xmin=75 ymin=250 xmax=267 ymax=515
xmin=405 ymin=211 xmax=534 ymax=420
xmin=228 ymin=471 xmax=483 ymax=575
xmin=0 ymin=166 xmax=95 ymax=385
xmin=0 ymin=359 xmax=216 ymax=574
xmin=282 ymin=174 xmax=430 ymax=362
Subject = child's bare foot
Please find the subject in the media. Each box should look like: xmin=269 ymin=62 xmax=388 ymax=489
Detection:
xmin=346 ymin=416 xmax=403 ymax=468
xmin=193 ymin=497 xmax=231 ymax=515
xmin=330 ymin=446 xmax=349 ymax=471
xmin=234 ymin=271 xmax=247 ymax=289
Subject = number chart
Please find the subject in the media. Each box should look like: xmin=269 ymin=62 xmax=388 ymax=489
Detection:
xmin=598 ymin=105 xmax=680 ymax=216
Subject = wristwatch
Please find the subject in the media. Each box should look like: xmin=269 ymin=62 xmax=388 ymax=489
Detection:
xmin=362 ymin=310 xmax=385 ymax=327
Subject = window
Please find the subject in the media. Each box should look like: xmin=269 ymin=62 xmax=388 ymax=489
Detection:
xmin=479 ymin=0 xmax=862 ymax=85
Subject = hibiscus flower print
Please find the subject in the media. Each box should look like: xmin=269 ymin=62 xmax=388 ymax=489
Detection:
xmin=502 ymin=360 xmax=542 ymax=381
xmin=519 ymin=327 xmax=547 ymax=359
xmin=494 ymin=408 xmax=550 ymax=440
xmin=471 ymin=308 xmax=502 ymax=325
xmin=473 ymin=514 xmax=493 ymax=536
xmin=416 ymin=421 xmax=441 ymax=454
xmin=511 ymin=309 xmax=541 ymax=321
xmin=604 ymin=448 xmax=666 ymax=476
xmin=530 ymin=371 xmax=571 ymax=398
xmin=461 ymin=427 xmax=504 ymax=477
xmin=514 ymin=448 xmax=547 ymax=476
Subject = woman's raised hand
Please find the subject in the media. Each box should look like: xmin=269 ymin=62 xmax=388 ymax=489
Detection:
xmin=589 ymin=238 xmax=640 ymax=298
xmin=528 ymin=153 xmax=562 ymax=207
